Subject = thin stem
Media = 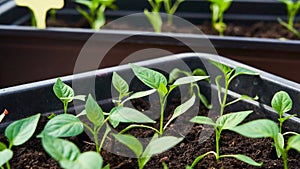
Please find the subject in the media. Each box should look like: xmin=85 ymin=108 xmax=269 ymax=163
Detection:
xmin=63 ymin=101 xmax=68 ymax=114
xmin=119 ymin=124 xmax=160 ymax=134
xmin=6 ymin=162 xmax=10 ymax=169
xmin=215 ymin=129 xmax=221 ymax=161
xmin=190 ymin=151 xmax=217 ymax=168
xmin=1 ymin=165 xmax=4 ymax=169
xmin=220 ymin=82 xmax=229 ymax=116
xmin=159 ymin=95 xmax=168 ymax=135
xmin=282 ymin=150 xmax=288 ymax=169
xmin=99 ymin=127 xmax=110 ymax=152
xmin=93 ymin=126 xmax=100 ymax=153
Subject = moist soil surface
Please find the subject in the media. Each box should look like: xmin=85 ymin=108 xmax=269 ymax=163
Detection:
xmin=1 ymin=100 xmax=300 ymax=169
xmin=47 ymin=17 xmax=300 ymax=40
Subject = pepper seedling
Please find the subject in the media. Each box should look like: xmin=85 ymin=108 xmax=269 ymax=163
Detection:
xmin=208 ymin=0 xmax=232 ymax=36
xmin=188 ymin=111 xmax=262 ymax=168
xmin=113 ymin=133 xmax=183 ymax=169
xmin=163 ymin=0 xmax=184 ymax=25
xmin=144 ymin=0 xmax=163 ymax=32
xmin=75 ymin=0 xmax=117 ymax=30
xmin=14 ymin=0 xmax=64 ymax=29
xmin=0 ymin=114 xmax=40 ymax=169
xmin=130 ymin=64 xmax=209 ymax=135
xmin=53 ymin=78 xmax=86 ymax=114
xmin=231 ymin=118 xmax=300 ymax=169
xmin=277 ymin=0 xmax=300 ymax=39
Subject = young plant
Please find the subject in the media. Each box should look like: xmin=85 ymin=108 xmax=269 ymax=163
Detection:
xmin=14 ymin=0 xmax=64 ymax=29
xmin=53 ymin=78 xmax=86 ymax=114
xmin=113 ymin=133 xmax=183 ymax=169
xmin=271 ymin=91 xmax=295 ymax=133
xmin=210 ymin=60 xmax=259 ymax=116
xmin=75 ymin=0 xmax=117 ymax=30
xmin=169 ymin=68 xmax=212 ymax=109
xmin=278 ymin=0 xmax=300 ymax=39
xmin=188 ymin=111 xmax=262 ymax=168
xmin=41 ymin=134 xmax=109 ymax=169
xmin=209 ymin=0 xmax=232 ymax=36
xmin=144 ymin=0 xmax=163 ymax=32
xmin=0 ymin=109 xmax=8 ymax=123
xmin=0 ymin=114 xmax=40 ymax=169
xmin=231 ymin=118 xmax=300 ymax=169
xmin=163 ymin=0 xmax=184 ymax=25
xmin=130 ymin=64 xmax=209 ymax=135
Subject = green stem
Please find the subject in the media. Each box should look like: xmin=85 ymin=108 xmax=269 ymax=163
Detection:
xmin=63 ymin=101 xmax=68 ymax=114
xmin=190 ymin=151 xmax=217 ymax=168
xmin=282 ymin=150 xmax=288 ymax=169
xmin=159 ymin=95 xmax=168 ymax=135
xmin=220 ymin=82 xmax=229 ymax=116
xmin=93 ymin=126 xmax=100 ymax=153
xmin=119 ymin=124 xmax=160 ymax=134
xmin=6 ymin=162 xmax=10 ymax=169
xmin=1 ymin=166 xmax=4 ymax=169
xmin=215 ymin=129 xmax=221 ymax=161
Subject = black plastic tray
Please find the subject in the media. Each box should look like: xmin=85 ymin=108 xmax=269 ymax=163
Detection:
xmin=1 ymin=53 xmax=300 ymax=133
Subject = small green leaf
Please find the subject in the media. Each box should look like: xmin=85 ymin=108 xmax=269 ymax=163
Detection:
xmin=110 ymin=107 xmax=155 ymax=123
xmin=209 ymin=60 xmax=232 ymax=75
xmin=102 ymin=164 xmax=110 ymax=169
xmin=109 ymin=108 xmax=119 ymax=128
xmin=224 ymin=154 xmax=262 ymax=166
xmin=230 ymin=119 xmax=279 ymax=138
xmin=234 ymin=67 xmax=259 ymax=77
xmin=271 ymin=91 xmax=292 ymax=115
xmin=73 ymin=95 xmax=86 ymax=101
xmin=193 ymin=68 xmax=207 ymax=76
xmin=190 ymin=116 xmax=216 ymax=126
xmin=122 ymin=89 xmax=156 ymax=104
xmin=172 ymin=76 xmax=209 ymax=86
xmin=113 ymin=134 xmax=143 ymax=158
xmin=112 ymin=72 xmax=129 ymax=95
xmin=169 ymin=68 xmax=188 ymax=83
xmin=53 ymin=78 xmax=74 ymax=103
xmin=216 ymin=111 xmax=252 ymax=130
xmin=86 ymin=94 xmax=104 ymax=126
xmin=130 ymin=64 xmax=167 ymax=89
xmin=41 ymin=114 xmax=83 ymax=138
xmin=275 ymin=133 xmax=284 ymax=158
xmin=165 ymin=95 xmax=196 ymax=129
xmin=157 ymin=82 xmax=168 ymax=97
xmin=42 ymin=135 xmax=80 ymax=162
xmin=60 ymin=151 xmax=103 ymax=169
xmin=5 ymin=113 xmax=40 ymax=146
xmin=288 ymin=134 xmax=300 ymax=153
xmin=142 ymin=136 xmax=183 ymax=157
xmin=0 ymin=149 xmax=13 ymax=166
xmin=0 ymin=142 xmax=7 ymax=151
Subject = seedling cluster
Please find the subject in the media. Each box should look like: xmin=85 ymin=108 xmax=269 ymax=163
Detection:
xmin=1 ymin=61 xmax=300 ymax=168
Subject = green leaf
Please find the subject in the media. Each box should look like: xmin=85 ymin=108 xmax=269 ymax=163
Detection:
xmin=0 ymin=149 xmax=13 ymax=166
xmin=110 ymin=107 xmax=155 ymax=123
xmin=230 ymin=119 xmax=279 ymax=138
xmin=172 ymin=76 xmax=209 ymax=86
xmin=224 ymin=154 xmax=262 ymax=166
xmin=142 ymin=136 xmax=183 ymax=157
xmin=165 ymin=95 xmax=196 ymax=129
xmin=41 ymin=114 xmax=83 ymax=138
xmin=215 ymin=75 xmax=223 ymax=105
xmin=5 ymin=113 xmax=40 ymax=146
xmin=73 ymin=95 xmax=86 ymax=101
xmin=60 ymin=151 xmax=103 ymax=169
xmin=271 ymin=91 xmax=292 ymax=115
xmin=193 ymin=68 xmax=207 ymax=76
xmin=190 ymin=116 xmax=216 ymax=126
xmin=288 ymin=134 xmax=300 ymax=153
xmin=94 ymin=6 xmax=106 ymax=30
xmin=130 ymin=64 xmax=167 ymax=89
xmin=113 ymin=134 xmax=143 ymax=158
xmin=53 ymin=78 xmax=74 ymax=103
xmin=102 ymin=164 xmax=110 ymax=169
xmin=74 ymin=0 xmax=92 ymax=8
xmin=209 ymin=60 xmax=232 ymax=75
xmin=168 ymin=68 xmax=188 ymax=83
xmin=157 ymin=82 xmax=168 ymax=97
xmin=234 ymin=67 xmax=259 ymax=77
xmin=86 ymin=94 xmax=104 ymax=126
xmin=42 ymin=135 xmax=80 ymax=162
xmin=122 ymin=89 xmax=156 ymax=104
xmin=112 ymin=72 xmax=129 ymax=95
xmin=216 ymin=111 xmax=252 ymax=130
xmin=275 ymin=133 xmax=284 ymax=158
xmin=0 ymin=142 xmax=7 ymax=151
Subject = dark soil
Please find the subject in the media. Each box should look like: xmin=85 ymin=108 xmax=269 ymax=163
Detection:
xmin=1 ymin=100 xmax=300 ymax=169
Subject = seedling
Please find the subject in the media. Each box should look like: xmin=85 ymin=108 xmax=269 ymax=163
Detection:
xmin=210 ymin=60 xmax=259 ymax=116
xmin=130 ymin=64 xmax=209 ymax=135
xmin=231 ymin=118 xmax=300 ymax=169
xmin=53 ymin=78 xmax=86 ymax=114
xmin=208 ymin=0 xmax=232 ymax=36
xmin=114 ymin=133 xmax=183 ymax=169
xmin=271 ymin=91 xmax=295 ymax=133
xmin=0 ymin=109 xmax=8 ymax=123
xmin=278 ymin=0 xmax=300 ymax=39
xmin=188 ymin=111 xmax=262 ymax=168
xmin=14 ymin=0 xmax=64 ymax=29
xmin=41 ymin=134 xmax=109 ymax=169
xmin=163 ymin=0 xmax=184 ymax=25
xmin=0 ymin=114 xmax=40 ymax=169
xmin=75 ymin=0 xmax=117 ymax=30
xmin=144 ymin=0 xmax=163 ymax=32
xmin=169 ymin=68 xmax=212 ymax=109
